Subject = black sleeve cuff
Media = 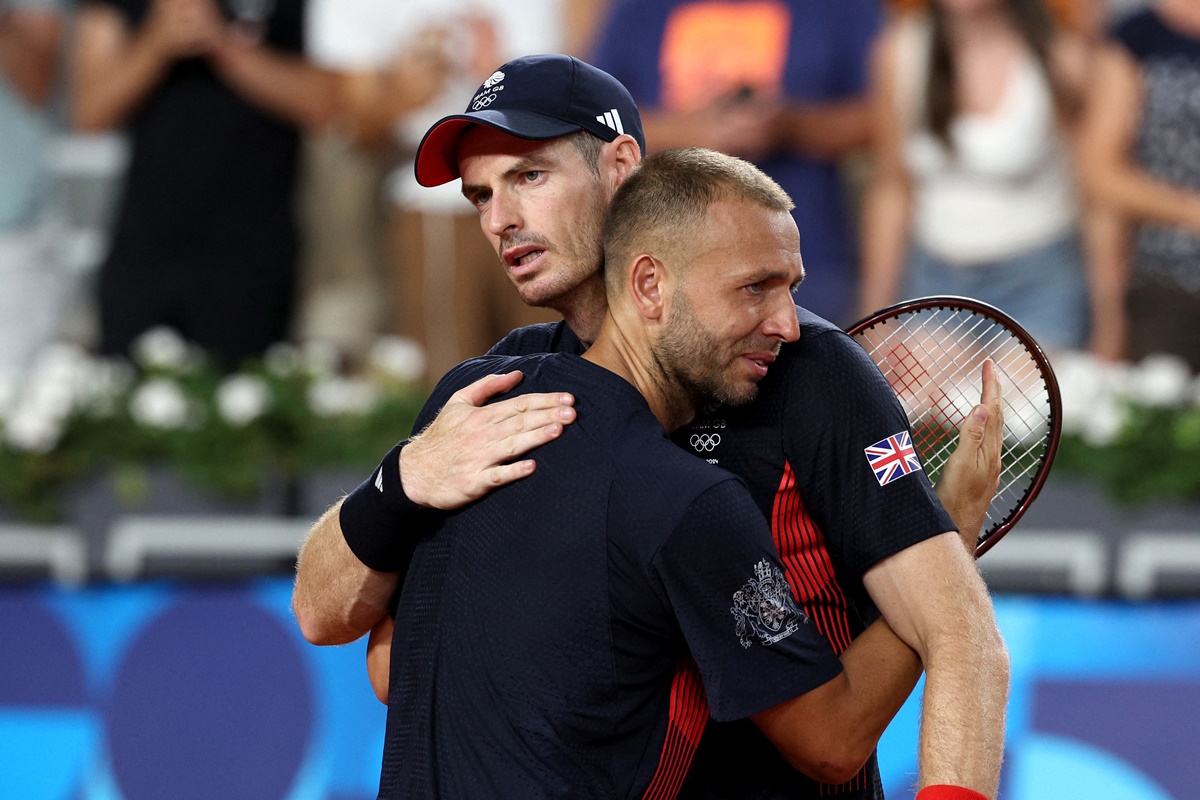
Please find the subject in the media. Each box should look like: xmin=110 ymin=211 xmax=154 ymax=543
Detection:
xmin=339 ymin=441 xmax=443 ymax=572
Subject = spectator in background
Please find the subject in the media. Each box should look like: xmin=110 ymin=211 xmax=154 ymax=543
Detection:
xmin=294 ymin=2 xmax=454 ymax=369
xmin=859 ymin=0 xmax=1093 ymax=354
xmin=71 ymin=0 xmax=335 ymax=369
xmin=307 ymin=0 xmax=593 ymax=384
xmin=0 ymin=0 xmax=68 ymax=383
xmin=1079 ymin=0 xmax=1200 ymax=373
xmin=590 ymin=0 xmax=881 ymax=327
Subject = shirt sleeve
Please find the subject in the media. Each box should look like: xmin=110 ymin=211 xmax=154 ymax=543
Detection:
xmin=783 ymin=330 xmax=955 ymax=579
xmin=652 ymin=479 xmax=844 ymax=722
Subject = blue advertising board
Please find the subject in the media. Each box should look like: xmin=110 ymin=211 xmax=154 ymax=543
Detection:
xmin=1 ymin=581 xmax=1196 ymax=799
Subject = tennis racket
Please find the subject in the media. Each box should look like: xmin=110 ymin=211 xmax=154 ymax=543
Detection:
xmin=846 ymin=296 xmax=1062 ymax=557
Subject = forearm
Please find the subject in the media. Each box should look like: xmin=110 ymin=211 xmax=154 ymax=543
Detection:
xmin=292 ymin=499 xmax=398 ymax=645
xmin=833 ymin=616 xmax=924 ymax=757
xmin=917 ymin=617 xmax=1010 ymax=796
xmin=1085 ymin=163 xmax=1200 ymax=235
xmin=210 ymin=39 xmax=336 ymax=130
xmin=72 ymin=10 xmax=173 ymax=131
xmin=777 ymin=99 xmax=872 ymax=160
xmin=334 ymin=70 xmax=398 ymax=151
xmin=753 ymin=618 xmax=922 ymax=785
xmin=864 ymin=534 xmax=1011 ymax=797
xmin=1081 ymin=204 xmax=1131 ymax=360
xmin=366 ymin=615 xmax=395 ymax=704
xmin=0 ymin=11 xmax=61 ymax=106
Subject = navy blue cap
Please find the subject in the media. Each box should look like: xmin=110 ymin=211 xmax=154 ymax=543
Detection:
xmin=414 ymin=54 xmax=645 ymax=187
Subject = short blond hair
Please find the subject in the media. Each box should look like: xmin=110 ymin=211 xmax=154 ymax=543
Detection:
xmin=601 ymin=148 xmax=794 ymax=295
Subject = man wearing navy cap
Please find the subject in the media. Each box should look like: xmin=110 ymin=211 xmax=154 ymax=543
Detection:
xmin=294 ymin=54 xmax=1008 ymax=800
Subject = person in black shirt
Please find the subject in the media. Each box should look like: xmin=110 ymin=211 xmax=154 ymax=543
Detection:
xmin=71 ymin=0 xmax=335 ymax=367
xmin=352 ymin=147 xmax=955 ymax=799
xmin=294 ymin=56 xmax=1007 ymax=800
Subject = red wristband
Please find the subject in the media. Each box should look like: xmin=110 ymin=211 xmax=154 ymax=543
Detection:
xmin=916 ymin=787 xmax=988 ymax=800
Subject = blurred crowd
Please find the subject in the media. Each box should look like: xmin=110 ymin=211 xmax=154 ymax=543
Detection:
xmin=3 ymin=0 xmax=1199 ymax=394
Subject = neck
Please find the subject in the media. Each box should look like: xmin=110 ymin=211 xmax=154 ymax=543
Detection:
xmin=553 ymin=273 xmax=609 ymax=346
xmin=582 ymin=312 xmax=697 ymax=432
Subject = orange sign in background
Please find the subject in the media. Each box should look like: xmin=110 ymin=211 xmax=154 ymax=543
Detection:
xmin=659 ymin=1 xmax=792 ymax=111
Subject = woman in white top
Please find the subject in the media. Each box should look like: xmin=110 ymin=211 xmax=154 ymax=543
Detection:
xmin=860 ymin=0 xmax=1093 ymax=351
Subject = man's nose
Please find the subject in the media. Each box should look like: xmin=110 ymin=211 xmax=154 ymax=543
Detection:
xmin=484 ymin=190 xmax=520 ymax=237
xmin=763 ymin=292 xmax=800 ymax=343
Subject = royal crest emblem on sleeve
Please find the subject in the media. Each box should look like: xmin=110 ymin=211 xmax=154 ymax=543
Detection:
xmin=730 ymin=561 xmax=806 ymax=648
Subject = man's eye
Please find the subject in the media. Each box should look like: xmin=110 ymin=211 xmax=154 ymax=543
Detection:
xmin=746 ymin=282 xmax=764 ymax=295
xmin=523 ymin=171 xmax=542 ymax=183
xmin=472 ymin=192 xmax=491 ymax=207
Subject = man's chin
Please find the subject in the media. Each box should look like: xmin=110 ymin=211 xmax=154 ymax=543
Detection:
xmin=707 ymin=380 xmax=759 ymax=408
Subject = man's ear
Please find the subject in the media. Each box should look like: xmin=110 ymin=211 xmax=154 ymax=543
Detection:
xmin=602 ymin=134 xmax=642 ymax=191
xmin=628 ymin=254 xmax=666 ymax=321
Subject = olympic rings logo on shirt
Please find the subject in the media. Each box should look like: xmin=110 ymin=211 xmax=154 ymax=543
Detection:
xmin=690 ymin=433 xmax=721 ymax=452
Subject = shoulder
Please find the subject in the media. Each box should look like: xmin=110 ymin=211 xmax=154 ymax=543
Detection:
xmin=1050 ymin=29 xmax=1094 ymax=96
xmin=773 ymin=308 xmax=904 ymax=423
xmin=487 ymin=321 xmax=580 ymax=357
xmin=785 ymin=307 xmax=876 ymax=368
xmin=873 ymin=9 xmax=928 ymax=62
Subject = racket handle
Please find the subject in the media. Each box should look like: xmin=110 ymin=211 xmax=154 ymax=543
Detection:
xmin=916 ymin=787 xmax=989 ymax=800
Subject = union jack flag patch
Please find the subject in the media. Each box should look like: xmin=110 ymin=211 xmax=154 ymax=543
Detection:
xmin=864 ymin=431 xmax=922 ymax=486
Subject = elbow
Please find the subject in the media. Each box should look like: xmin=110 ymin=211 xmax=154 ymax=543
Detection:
xmin=299 ymin=77 xmax=340 ymax=131
xmin=292 ymin=601 xmax=333 ymax=645
xmin=292 ymin=596 xmax=355 ymax=646
xmin=71 ymin=102 xmax=114 ymax=134
xmin=781 ymin=738 xmax=873 ymax=786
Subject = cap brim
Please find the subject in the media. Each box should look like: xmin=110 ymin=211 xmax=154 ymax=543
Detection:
xmin=414 ymin=110 xmax=584 ymax=187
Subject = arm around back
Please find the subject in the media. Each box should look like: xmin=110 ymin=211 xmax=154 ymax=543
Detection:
xmin=292 ymin=497 xmax=400 ymax=645
xmin=751 ymin=615 xmax=923 ymax=785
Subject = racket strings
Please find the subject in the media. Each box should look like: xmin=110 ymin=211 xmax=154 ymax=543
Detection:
xmin=854 ymin=308 xmax=1054 ymax=539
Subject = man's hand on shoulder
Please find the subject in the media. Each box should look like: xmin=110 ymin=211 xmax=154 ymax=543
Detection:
xmin=401 ymin=370 xmax=577 ymax=509
xmin=935 ymin=360 xmax=1003 ymax=554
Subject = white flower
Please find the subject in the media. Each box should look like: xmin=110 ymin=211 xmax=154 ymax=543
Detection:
xmin=300 ymin=339 xmax=340 ymax=379
xmin=3 ymin=407 xmax=62 ymax=453
xmin=264 ymin=342 xmax=301 ymax=377
xmin=368 ymin=336 xmax=426 ymax=383
xmin=307 ymin=377 xmax=380 ymax=418
xmin=129 ymin=378 xmax=190 ymax=429
xmin=216 ymin=374 xmax=272 ymax=426
xmin=1055 ymin=351 xmax=1109 ymax=435
xmin=24 ymin=343 xmax=87 ymax=417
xmin=77 ymin=358 xmax=135 ymax=417
xmin=1079 ymin=395 xmax=1126 ymax=448
xmin=131 ymin=327 xmax=191 ymax=371
xmin=1126 ymin=353 xmax=1192 ymax=408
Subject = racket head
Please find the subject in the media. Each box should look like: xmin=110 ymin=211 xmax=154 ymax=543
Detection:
xmin=846 ymin=296 xmax=1062 ymax=556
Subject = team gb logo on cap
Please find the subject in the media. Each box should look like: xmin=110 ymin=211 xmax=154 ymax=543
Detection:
xmin=471 ymin=71 xmax=506 ymax=110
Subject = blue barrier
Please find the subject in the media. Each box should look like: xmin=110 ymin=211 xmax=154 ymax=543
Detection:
xmin=2 ymin=580 xmax=1197 ymax=799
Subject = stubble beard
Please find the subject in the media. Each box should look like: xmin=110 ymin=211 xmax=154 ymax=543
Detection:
xmin=497 ymin=186 xmax=607 ymax=312
xmin=654 ymin=291 xmax=769 ymax=410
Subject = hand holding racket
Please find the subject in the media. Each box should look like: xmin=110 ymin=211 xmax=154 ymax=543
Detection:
xmin=846 ymin=297 xmax=1062 ymax=557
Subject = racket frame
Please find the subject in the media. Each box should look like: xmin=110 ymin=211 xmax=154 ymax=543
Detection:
xmin=845 ymin=295 xmax=1063 ymax=557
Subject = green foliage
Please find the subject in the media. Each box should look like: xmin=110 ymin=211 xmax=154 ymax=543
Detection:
xmin=1054 ymin=403 xmax=1200 ymax=506
xmin=0 ymin=339 xmax=426 ymax=521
